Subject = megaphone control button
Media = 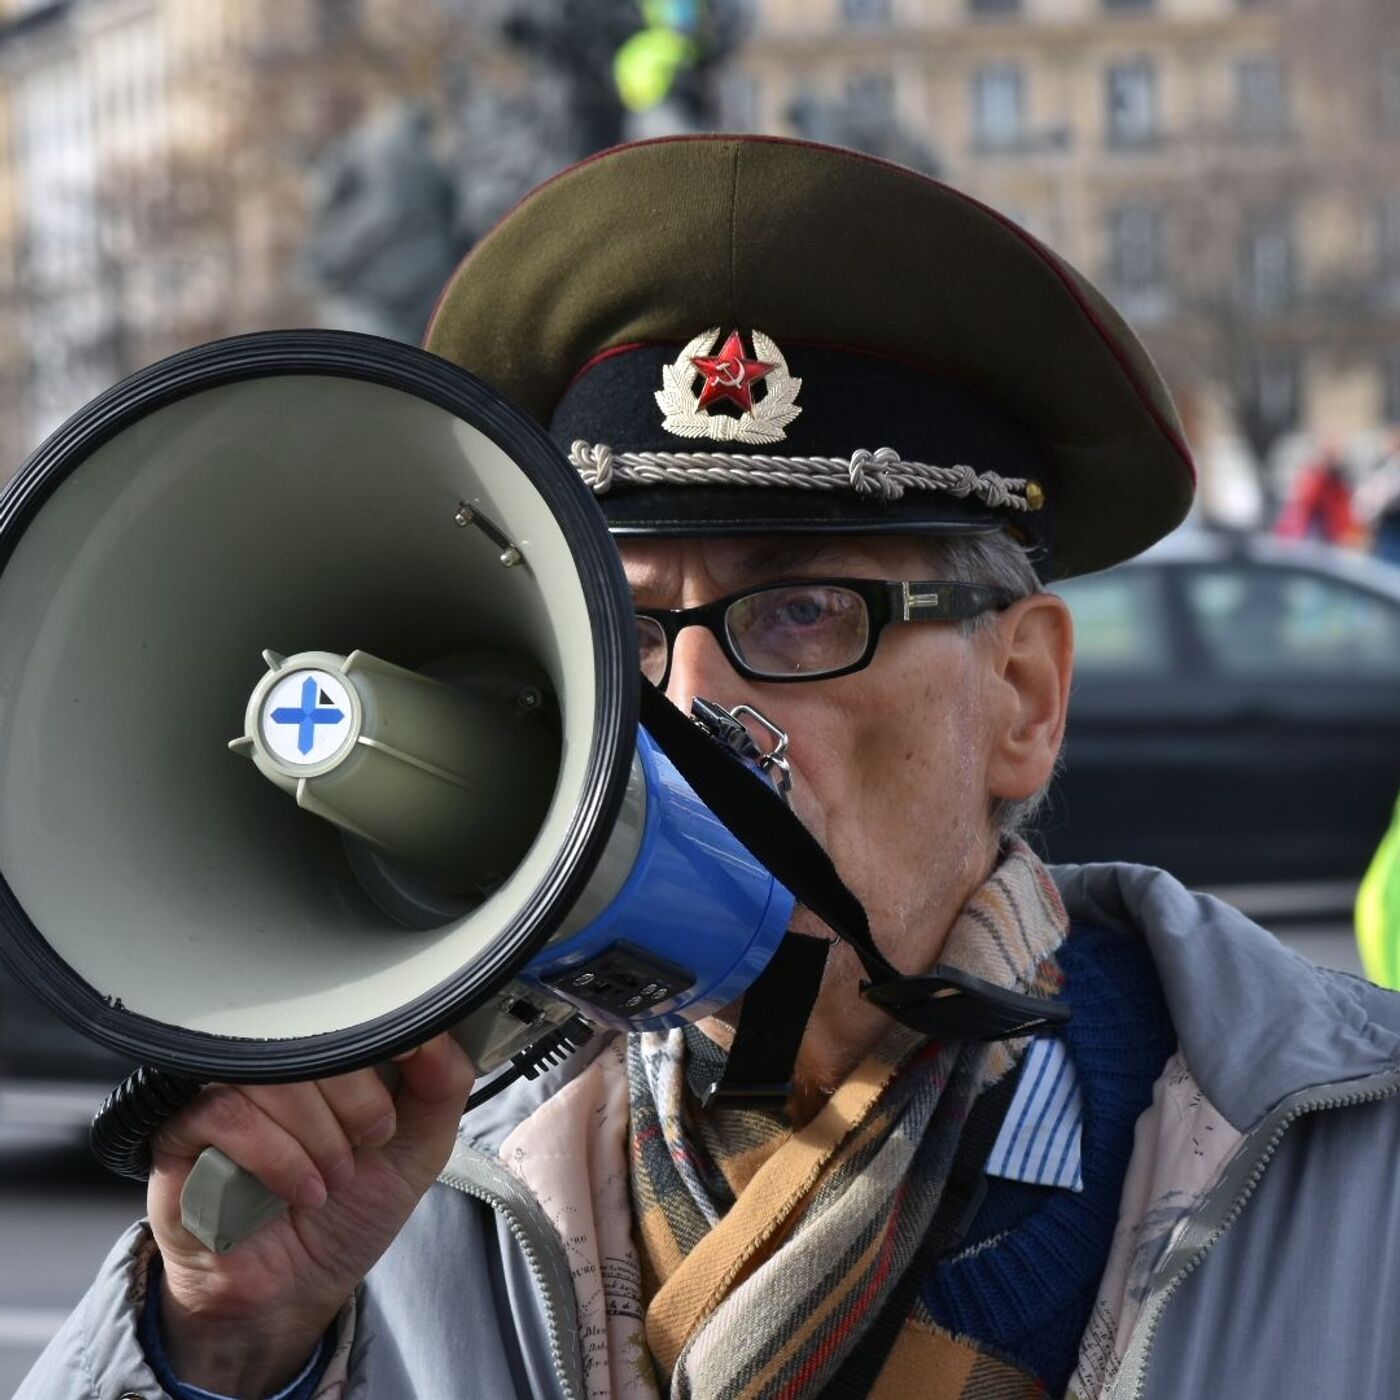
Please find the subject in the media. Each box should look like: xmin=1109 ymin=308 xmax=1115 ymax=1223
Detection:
xmin=259 ymin=668 xmax=357 ymax=767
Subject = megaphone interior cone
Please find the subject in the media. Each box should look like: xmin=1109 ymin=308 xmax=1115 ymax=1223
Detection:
xmin=0 ymin=333 xmax=638 ymax=1081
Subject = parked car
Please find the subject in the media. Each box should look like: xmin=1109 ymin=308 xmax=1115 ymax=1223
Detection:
xmin=1038 ymin=530 xmax=1400 ymax=897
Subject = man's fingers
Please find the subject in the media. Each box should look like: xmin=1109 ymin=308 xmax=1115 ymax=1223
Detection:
xmin=373 ymin=1034 xmax=476 ymax=1181
xmin=391 ymin=1032 xmax=476 ymax=1111
xmin=153 ymin=1086 xmax=329 ymax=1209
xmin=151 ymin=1039 xmax=472 ymax=1212
xmin=237 ymin=1080 xmax=367 ymax=1195
xmin=315 ymin=1066 xmax=401 ymax=1151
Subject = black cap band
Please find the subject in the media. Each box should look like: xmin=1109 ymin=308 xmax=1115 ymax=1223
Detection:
xmin=552 ymin=340 xmax=1055 ymax=565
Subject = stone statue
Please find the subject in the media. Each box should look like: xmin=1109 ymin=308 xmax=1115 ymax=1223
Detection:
xmin=302 ymin=101 xmax=461 ymax=343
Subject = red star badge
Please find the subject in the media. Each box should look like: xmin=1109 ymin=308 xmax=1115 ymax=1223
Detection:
xmin=690 ymin=330 xmax=776 ymax=414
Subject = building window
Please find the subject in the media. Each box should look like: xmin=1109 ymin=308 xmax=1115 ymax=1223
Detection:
xmin=841 ymin=0 xmax=892 ymax=25
xmin=1380 ymin=196 xmax=1400 ymax=289
xmin=1108 ymin=204 xmax=1170 ymax=322
xmin=1103 ymin=0 xmax=1154 ymax=12
xmin=970 ymin=0 xmax=1020 ymax=16
xmin=315 ymin=0 xmax=361 ymax=42
xmin=1109 ymin=205 xmax=1166 ymax=289
xmin=1241 ymin=209 xmax=1295 ymax=313
xmin=847 ymin=70 xmax=895 ymax=125
xmin=1106 ymin=60 xmax=1158 ymax=149
xmin=1246 ymin=348 xmax=1301 ymax=444
xmin=972 ymin=66 xmax=1025 ymax=151
xmin=1236 ymin=56 xmax=1290 ymax=138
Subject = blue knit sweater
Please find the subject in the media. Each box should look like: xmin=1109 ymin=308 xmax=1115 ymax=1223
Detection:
xmin=922 ymin=922 xmax=1177 ymax=1395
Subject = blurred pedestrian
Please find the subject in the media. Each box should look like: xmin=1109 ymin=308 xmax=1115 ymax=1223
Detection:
xmin=1275 ymin=442 xmax=1363 ymax=546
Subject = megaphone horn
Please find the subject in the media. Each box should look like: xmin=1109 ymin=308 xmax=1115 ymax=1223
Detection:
xmin=0 ymin=332 xmax=799 ymax=1249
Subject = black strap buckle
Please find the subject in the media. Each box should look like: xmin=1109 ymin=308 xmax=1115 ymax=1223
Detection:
xmin=861 ymin=965 xmax=1070 ymax=1043
xmin=690 ymin=696 xmax=763 ymax=761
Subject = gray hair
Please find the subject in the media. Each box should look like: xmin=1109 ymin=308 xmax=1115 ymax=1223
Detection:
xmin=917 ymin=531 xmax=1056 ymax=838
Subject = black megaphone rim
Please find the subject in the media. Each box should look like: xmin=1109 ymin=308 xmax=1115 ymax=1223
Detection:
xmin=0 ymin=329 xmax=640 ymax=1082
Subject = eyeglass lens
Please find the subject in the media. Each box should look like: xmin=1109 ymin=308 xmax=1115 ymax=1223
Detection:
xmin=637 ymin=584 xmax=872 ymax=685
xmin=637 ymin=615 xmax=669 ymax=685
xmin=726 ymin=584 xmax=870 ymax=677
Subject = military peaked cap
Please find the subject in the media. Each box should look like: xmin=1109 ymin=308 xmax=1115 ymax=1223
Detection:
xmin=425 ymin=135 xmax=1195 ymax=579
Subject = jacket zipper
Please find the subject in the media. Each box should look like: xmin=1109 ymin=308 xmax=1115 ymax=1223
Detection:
xmin=1118 ymin=1070 xmax=1400 ymax=1399
xmin=438 ymin=1146 xmax=585 ymax=1400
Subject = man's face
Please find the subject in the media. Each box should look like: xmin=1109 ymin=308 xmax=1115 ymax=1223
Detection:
xmin=619 ymin=532 xmax=1058 ymax=1075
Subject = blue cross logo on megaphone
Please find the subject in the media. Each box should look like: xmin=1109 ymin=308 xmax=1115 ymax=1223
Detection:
xmin=270 ymin=676 xmax=346 ymax=756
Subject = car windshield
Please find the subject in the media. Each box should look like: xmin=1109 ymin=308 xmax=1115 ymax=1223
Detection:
xmin=1184 ymin=565 xmax=1400 ymax=678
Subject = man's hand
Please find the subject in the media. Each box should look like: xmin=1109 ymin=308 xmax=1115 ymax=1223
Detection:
xmin=147 ymin=1032 xmax=475 ymax=1397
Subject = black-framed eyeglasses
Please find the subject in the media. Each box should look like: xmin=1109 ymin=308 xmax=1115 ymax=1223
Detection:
xmin=635 ymin=577 xmax=1017 ymax=687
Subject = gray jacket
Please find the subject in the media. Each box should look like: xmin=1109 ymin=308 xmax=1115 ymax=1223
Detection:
xmin=20 ymin=862 xmax=1400 ymax=1399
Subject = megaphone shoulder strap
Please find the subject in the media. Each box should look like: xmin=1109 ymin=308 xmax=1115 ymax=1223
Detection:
xmin=638 ymin=680 xmax=889 ymax=976
xmin=637 ymin=682 xmax=1069 ymax=1053
xmin=697 ymin=930 xmax=830 ymax=1107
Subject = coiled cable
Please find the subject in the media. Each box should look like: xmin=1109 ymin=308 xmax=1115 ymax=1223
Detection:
xmin=90 ymin=1065 xmax=206 ymax=1181
xmin=463 ymin=1013 xmax=594 ymax=1108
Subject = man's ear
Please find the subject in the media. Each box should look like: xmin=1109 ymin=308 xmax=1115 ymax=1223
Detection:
xmin=984 ymin=593 xmax=1074 ymax=802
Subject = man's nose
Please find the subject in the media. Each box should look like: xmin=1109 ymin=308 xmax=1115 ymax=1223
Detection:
xmin=664 ymin=624 xmax=745 ymax=715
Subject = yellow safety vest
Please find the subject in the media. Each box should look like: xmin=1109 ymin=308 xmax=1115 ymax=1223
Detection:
xmin=1357 ymin=793 xmax=1400 ymax=989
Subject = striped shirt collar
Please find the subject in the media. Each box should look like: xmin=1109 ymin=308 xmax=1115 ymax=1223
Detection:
xmin=985 ymin=1035 xmax=1083 ymax=1191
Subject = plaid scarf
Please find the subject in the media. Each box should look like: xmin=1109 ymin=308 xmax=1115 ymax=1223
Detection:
xmin=627 ymin=839 xmax=1068 ymax=1400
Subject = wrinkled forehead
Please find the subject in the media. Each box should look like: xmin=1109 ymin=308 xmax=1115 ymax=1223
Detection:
xmin=616 ymin=532 xmax=947 ymax=598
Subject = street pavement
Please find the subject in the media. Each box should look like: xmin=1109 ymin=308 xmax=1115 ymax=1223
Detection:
xmin=0 ymin=921 xmax=1371 ymax=1389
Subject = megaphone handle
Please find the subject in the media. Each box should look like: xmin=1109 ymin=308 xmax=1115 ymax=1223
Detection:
xmin=177 ymin=1002 xmax=592 ymax=1252
xmin=179 ymin=1060 xmax=404 ymax=1255
xmin=181 ymin=1146 xmax=291 ymax=1253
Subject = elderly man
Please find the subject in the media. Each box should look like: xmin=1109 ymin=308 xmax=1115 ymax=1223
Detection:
xmin=21 ymin=137 xmax=1400 ymax=1400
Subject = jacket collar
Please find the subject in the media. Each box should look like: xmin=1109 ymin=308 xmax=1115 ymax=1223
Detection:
xmin=1051 ymin=862 xmax=1400 ymax=1132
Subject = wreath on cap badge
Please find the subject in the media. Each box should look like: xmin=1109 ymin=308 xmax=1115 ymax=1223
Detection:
xmin=655 ymin=327 xmax=804 ymax=445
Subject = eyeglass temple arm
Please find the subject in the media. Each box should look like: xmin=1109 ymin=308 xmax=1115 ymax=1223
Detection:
xmin=900 ymin=581 xmax=1017 ymax=622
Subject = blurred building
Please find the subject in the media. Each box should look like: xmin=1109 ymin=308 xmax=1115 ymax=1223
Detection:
xmin=0 ymin=0 xmax=456 ymax=467
xmin=726 ymin=0 xmax=1400 ymax=517
xmin=0 ymin=0 xmax=1394 ymax=515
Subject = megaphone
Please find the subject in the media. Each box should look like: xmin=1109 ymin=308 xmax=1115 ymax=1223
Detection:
xmin=0 ymin=331 xmax=800 ymax=1248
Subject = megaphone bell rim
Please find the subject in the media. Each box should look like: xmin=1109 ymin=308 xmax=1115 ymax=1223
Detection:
xmin=0 ymin=330 xmax=641 ymax=1082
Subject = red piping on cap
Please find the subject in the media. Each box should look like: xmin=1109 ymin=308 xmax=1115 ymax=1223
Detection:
xmin=562 ymin=339 xmax=675 ymax=394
